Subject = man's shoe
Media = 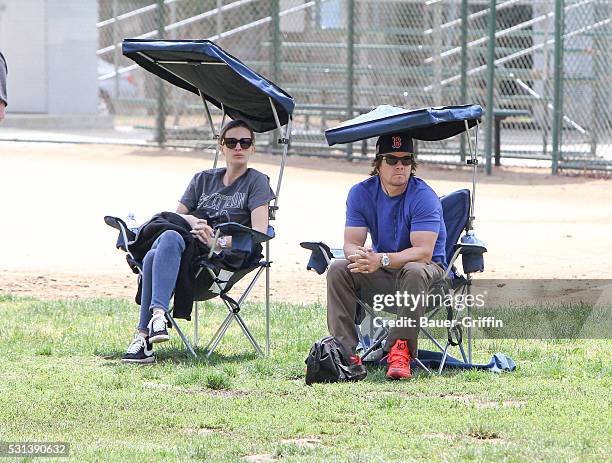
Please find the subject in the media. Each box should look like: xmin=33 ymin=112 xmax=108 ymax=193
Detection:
xmin=386 ymin=339 xmax=412 ymax=380
xmin=122 ymin=335 xmax=155 ymax=364
xmin=148 ymin=313 xmax=169 ymax=343
xmin=348 ymin=354 xmax=367 ymax=381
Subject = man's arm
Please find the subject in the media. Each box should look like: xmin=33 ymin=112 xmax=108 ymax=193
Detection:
xmin=348 ymin=230 xmax=438 ymax=273
xmin=384 ymin=230 xmax=437 ymax=269
xmin=343 ymin=226 xmax=368 ymax=260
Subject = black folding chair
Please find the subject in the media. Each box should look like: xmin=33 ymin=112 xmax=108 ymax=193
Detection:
xmin=106 ymin=39 xmax=294 ymax=357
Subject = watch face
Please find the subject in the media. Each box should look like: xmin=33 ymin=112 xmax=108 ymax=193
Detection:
xmin=382 ymin=254 xmax=390 ymax=266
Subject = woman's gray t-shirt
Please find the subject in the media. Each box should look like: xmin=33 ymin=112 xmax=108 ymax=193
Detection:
xmin=179 ymin=168 xmax=275 ymax=226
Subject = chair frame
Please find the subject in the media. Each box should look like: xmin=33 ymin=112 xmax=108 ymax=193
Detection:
xmin=188 ymin=92 xmax=292 ymax=358
xmin=110 ymin=55 xmax=293 ymax=358
xmin=303 ymin=120 xmax=484 ymax=374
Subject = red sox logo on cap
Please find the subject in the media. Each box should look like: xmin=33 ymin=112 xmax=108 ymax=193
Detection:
xmin=392 ymin=136 xmax=402 ymax=149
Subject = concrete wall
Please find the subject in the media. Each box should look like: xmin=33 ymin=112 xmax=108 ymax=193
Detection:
xmin=0 ymin=0 xmax=97 ymax=114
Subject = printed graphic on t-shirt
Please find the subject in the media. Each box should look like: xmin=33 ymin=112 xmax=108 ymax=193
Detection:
xmin=197 ymin=191 xmax=247 ymax=211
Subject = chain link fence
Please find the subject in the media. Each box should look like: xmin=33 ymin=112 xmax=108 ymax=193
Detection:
xmin=97 ymin=0 xmax=612 ymax=173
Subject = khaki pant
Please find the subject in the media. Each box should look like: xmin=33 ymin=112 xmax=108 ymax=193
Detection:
xmin=326 ymin=259 xmax=445 ymax=357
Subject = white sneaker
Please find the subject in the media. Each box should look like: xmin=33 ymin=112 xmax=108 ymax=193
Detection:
xmin=148 ymin=313 xmax=170 ymax=343
xmin=122 ymin=335 xmax=155 ymax=364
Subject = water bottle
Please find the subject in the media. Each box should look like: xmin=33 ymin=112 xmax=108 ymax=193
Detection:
xmin=126 ymin=212 xmax=139 ymax=233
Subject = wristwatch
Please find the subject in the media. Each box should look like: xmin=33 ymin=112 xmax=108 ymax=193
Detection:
xmin=380 ymin=253 xmax=390 ymax=268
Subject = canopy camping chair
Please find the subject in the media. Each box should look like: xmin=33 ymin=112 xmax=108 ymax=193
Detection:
xmin=105 ymin=39 xmax=294 ymax=358
xmin=301 ymin=104 xmax=488 ymax=374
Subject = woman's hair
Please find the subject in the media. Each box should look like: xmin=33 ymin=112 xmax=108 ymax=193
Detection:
xmin=219 ymin=119 xmax=255 ymax=145
xmin=369 ymin=155 xmax=418 ymax=177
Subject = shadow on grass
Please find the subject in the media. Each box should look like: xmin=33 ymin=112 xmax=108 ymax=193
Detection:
xmin=363 ymin=362 xmax=477 ymax=383
xmin=98 ymin=344 xmax=258 ymax=367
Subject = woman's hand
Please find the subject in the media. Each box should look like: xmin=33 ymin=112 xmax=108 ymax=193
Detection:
xmin=179 ymin=214 xmax=199 ymax=229
xmin=190 ymin=219 xmax=215 ymax=246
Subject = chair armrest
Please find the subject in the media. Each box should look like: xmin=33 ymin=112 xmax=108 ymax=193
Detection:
xmin=104 ymin=215 xmax=136 ymax=250
xmin=300 ymin=241 xmax=343 ymax=275
xmin=452 ymin=233 xmax=487 ymax=274
xmin=215 ymin=222 xmax=274 ymax=252
xmin=452 ymin=236 xmax=487 ymax=255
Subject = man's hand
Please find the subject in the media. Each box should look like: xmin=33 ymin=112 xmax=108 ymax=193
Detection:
xmin=347 ymin=246 xmax=381 ymax=274
xmin=190 ymin=218 xmax=215 ymax=246
xmin=0 ymin=102 xmax=5 ymax=122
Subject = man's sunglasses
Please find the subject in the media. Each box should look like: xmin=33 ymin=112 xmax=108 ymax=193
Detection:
xmin=378 ymin=154 xmax=413 ymax=166
xmin=222 ymin=137 xmax=253 ymax=149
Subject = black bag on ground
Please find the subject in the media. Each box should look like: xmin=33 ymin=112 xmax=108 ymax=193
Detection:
xmin=305 ymin=336 xmax=366 ymax=385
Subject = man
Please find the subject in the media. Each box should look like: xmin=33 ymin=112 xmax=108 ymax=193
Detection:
xmin=327 ymin=132 xmax=447 ymax=380
xmin=0 ymin=52 xmax=7 ymax=122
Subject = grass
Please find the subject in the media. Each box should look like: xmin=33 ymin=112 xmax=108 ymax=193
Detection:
xmin=0 ymin=293 xmax=609 ymax=462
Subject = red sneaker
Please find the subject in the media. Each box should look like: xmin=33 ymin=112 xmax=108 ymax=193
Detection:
xmin=386 ymin=339 xmax=412 ymax=380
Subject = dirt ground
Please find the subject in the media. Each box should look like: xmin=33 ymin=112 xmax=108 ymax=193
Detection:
xmin=1 ymin=141 xmax=611 ymax=304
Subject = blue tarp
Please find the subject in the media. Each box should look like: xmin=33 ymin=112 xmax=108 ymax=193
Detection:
xmin=325 ymin=104 xmax=482 ymax=145
xmin=378 ymin=349 xmax=516 ymax=373
xmin=122 ymin=39 xmax=294 ymax=132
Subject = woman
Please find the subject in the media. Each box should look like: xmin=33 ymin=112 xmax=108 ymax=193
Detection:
xmin=122 ymin=119 xmax=275 ymax=363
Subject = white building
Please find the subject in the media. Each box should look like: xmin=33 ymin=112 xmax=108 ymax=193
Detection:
xmin=0 ymin=0 xmax=98 ymax=115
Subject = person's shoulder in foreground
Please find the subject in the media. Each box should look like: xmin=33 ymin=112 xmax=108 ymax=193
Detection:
xmin=0 ymin=51 xmax=7 ymax=122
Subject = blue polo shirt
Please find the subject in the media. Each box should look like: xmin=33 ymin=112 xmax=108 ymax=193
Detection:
xmin=345 ymin=176 xmax=447 ymax=267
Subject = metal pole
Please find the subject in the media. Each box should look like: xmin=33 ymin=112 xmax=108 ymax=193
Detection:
xmin=194 ymin=302 xmax=199 ymax=346
xmin=112 ymin=0 xmax=120 ymax=100
xmin=466 ymin=278 xmax=472 ymax=363
xmin=484 ymin=0 xmax=496 ymax=175
xmin=464 ymin=120 xmax=478 ymax=229
xmin=432 ymin=4 xmax=442 ymax=106
xmin=265 ymin=241 xmax=270 ymax=355
xmin=459 ymin=0 xmax=468 ymax=161
xmin=155 ymin=0 xmax=166 ymax=146
xmin=589 ymin=3 xmax=600 ymax=157
xmin=346 ymin=0 xmax=355 ymax=160
xmin=270 ymin=0 xmax=281 ymax=153
xmin=216 ymin=0 xmax=223 ymax=37
xmin=551 ymin=0 xmax=565 ymax=175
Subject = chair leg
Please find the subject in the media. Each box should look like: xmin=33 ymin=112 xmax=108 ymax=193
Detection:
xmin=359 ymin=332 xmax=387 ymax=361
xmin=166 ymin=312 xmax=197 ymax=358
xmin=235 ymin=313 xmax=264 ymax=356
xmin=420 ymin=327 xmax=447 ymax=353
xmin=458 ymin=341 xmax=468 ymax=363
xmin=265 ymin=245 xmax=270 ymax=355
xmin=205 ymin=312 xmax=234 ymax=356
xmin=413 ymin=357 xmax=432 ymax=374
xmin=206 ymin=312 xmax=235 ymax=357
xmin=466 ymin=278 xmax=473 ymax=363
xmin=438 ymin=343 xmax=451 ymax=374
xmin=194 ymin=301 xmax=199 ymax=347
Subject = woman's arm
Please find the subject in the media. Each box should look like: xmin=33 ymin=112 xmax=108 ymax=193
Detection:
xmin=176 ymin=202 xmax=189 ymax=214
xmin=250 ymin=204 xmax=269 ymax=235
xmin=177 ymin=202 xmax=216 ymax=246
xmin=176 ymin=202 xmax=205 ymax=230
xmin=219 ymin=204 xmax=269 ymax=250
